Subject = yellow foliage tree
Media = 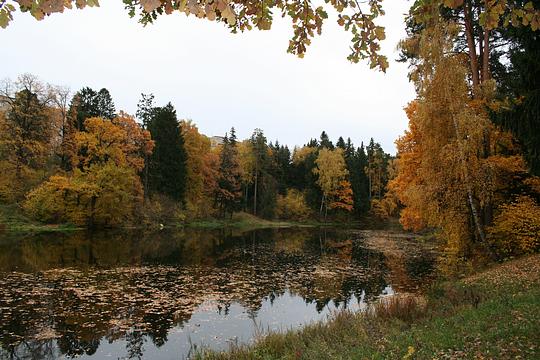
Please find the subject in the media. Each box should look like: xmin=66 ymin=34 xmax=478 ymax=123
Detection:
xmin=392 ymin=16 xmax=530 ymax=258
xmin=24 ymin=163 xmax=143 ymax=227
xmin=0 ymin=87 xmax=54 ymax=201
xmin=75 ymin=114 xmax=153 ymax=172
xmin=24 ymin=115 xmax=151 ymax=227
xmin=237 ymin=139 xmax=256 ymax=211
xmin=313 ymin=148 xmax=350 ymax=219
xmin=180 ymin=120 xmax=218 ymax=218
xmin=292 ymin=146 xmax=316 ymax=165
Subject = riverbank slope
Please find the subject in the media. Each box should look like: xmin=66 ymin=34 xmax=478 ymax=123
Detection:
xmin=0 ymin=204 xmax=376 ymax=233
xmin=197 ymin=254 xmax=540 ymax=359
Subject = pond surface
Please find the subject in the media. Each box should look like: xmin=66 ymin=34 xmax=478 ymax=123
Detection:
xmin=0 ymin=227 xmax=436 ymax=360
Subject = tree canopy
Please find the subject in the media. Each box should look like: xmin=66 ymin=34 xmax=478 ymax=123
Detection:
xmin=0 ymin=0 xmax=388 ymax=70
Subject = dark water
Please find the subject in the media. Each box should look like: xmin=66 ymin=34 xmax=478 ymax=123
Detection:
xmin=0 ymin=227 xmax=436 ymax=359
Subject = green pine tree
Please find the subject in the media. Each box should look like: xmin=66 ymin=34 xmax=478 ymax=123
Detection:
xmin=147 ymin=103 xmax=187 ymax=202
xmin=216 ymin=128 xmax=243 ymax=217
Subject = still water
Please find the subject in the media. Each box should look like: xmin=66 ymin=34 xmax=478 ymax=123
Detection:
xmin=0 ymin=227 xmax=436 ymax=359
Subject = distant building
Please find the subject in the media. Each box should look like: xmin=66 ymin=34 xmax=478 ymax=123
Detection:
xmin=210 ymin=136 xmax=225 ymax=149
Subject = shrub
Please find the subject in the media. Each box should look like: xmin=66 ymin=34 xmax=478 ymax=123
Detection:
xmin=371 ymin=192 xmax=399 ymax=220
xmin=142 ymin=193 xmax=186 ymax=226
xmin=275 ymin=189 xmax=312 ymax=221
xmin=489 ymin=195 xmax=540 ymax=257
xmin=370 ymin=295 xmax=425 ymax=323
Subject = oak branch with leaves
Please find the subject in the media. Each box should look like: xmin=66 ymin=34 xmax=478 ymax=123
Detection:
xmin=0 ymin=0 xmax=388 ymax=70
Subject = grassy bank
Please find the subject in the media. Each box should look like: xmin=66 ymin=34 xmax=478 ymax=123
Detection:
xmin=0 ymin=204 xmax=80 ymax=233
xmin=185 ymin=212 xmax=342 ymax=231
xmin=0 ymin=205 xmax=357 ymax=234
xmin=196 ymin=254 xmax=540 ymax=359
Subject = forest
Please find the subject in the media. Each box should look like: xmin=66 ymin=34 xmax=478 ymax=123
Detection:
xmin=0 ymin=1 xmax=538 ymax=265
xmin=0 ymin=79 xmax=394 ymax=227
xmin=1 ymin=1 xmax=540 ymax=266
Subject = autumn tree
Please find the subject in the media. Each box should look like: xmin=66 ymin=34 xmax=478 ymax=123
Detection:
xmin=75 ymin=115 xmax=150 ymax=171
xmin=489 ymin=195 xmax=540 ymax=256
xmin=237 ymin=139 xmax=256 ymax=212
xmin=329 ymin=180 xmax=354 ymax=212
xmin=392 ymin=13 xmax=538 ymax=259
xmin=146 ymin=103 xmax=187 ymax=202
xmin=24 ymin=163 xmax=144 ymax=227
xmin=0 ymin=77 xmax=54 ymax=201
xmin=400 ymin=0 xmax=540 ymax=92
xmin=275 ymin=189 xmax=312 ymax=221
xmin=180 ymin=119 xmax=219 ymax=217
xmin=389 ymin=102 xmax=426 ymax=232
xmin=313 ymin=147 xmax=351 ymax=219
xmin=24 ymin=115 xmax=152 ymax=227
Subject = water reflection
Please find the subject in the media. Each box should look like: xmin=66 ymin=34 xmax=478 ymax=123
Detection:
xmin=0 ymin=227 xmax=436 ymax=359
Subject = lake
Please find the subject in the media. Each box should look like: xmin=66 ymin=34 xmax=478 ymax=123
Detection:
xmin=0 ymin=227 xmax=436 ymax=359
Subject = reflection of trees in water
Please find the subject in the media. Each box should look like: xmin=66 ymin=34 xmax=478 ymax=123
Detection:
xmin=125 ymin=329 xmax=145 ymax=360
xmin=0 ymin=339 xmax=59 ymax=360
xmin=0 ymin=228 xmax=435 ymax=358
xmin=405 ymin=253 xmax=436 ymax=282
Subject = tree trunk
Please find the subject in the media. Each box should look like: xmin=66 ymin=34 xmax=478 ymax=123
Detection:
xmin=368 ymin=172 xmax=372 ymax=202
xmin=319 ymin=194 xmax=325 ymax=218
xmin=253 ymin=171 xmax=258 ymax=216
xmin=89 ymin=195 xmax=97 ymax=229
xmin=244 ymin=185 xmax=249 ymax=212
xmin=143 ymin=153 xmax=149 ymax=200
xmin=481 ymin=28 xmax=490 ymax=82
xmin=464 ymin=0 xmax=480 ymax=90
xmin=445 ymin=84 xmax=493 ymax=258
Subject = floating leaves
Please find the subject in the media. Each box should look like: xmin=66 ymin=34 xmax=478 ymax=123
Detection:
xmin=0 ymin=229 xmax=436 ymax=358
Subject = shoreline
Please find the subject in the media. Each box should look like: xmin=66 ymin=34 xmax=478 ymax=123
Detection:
xmin=194 ymin=254 xmax=540 ymax=359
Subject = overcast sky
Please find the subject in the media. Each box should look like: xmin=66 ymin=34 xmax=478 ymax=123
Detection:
xmin=1 ymin=1 xmax=414 ymax=154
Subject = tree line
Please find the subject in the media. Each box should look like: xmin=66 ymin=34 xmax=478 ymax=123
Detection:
xmin=0 ymin=75 xmax=392 ymax=227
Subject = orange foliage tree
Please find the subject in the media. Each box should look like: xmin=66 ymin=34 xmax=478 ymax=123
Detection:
xmin=391 ymin=16 xmax=538 ymax=258
xmin=24 ymin=115 xmax=153 ymax=227
xmin=329 ymin=180 xmax=354 ymax=212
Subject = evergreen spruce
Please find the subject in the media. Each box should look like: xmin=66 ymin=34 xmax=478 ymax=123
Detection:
xmin=216 ymin=128 xmax=242 ymax=217
xmin=70 ymin=87 xmax=116 ymax=130
xmin=147 ymin=103 xmax=187 ymax=202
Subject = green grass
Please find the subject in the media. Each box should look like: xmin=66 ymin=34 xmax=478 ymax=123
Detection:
xmin=186 ymin=212 xmax=331 ymax=231
xmin=196 ymin=254 xmax=540 ymax=359
xmin=0 ymin=203 xmax=81 ymax=233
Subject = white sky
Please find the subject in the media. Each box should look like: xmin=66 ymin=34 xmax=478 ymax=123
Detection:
xmin=1 ymin=1 xmax=415 ymax=154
